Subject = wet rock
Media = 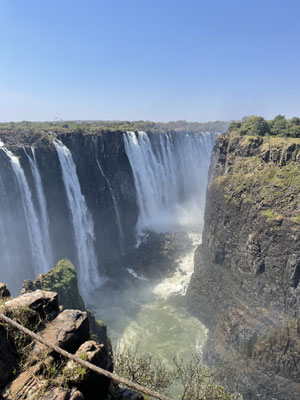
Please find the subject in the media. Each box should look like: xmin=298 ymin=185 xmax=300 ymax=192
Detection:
xmin=123 ymin=231 xmax=193 ymax=280
xmin=33 ymin=309 xmax=89 ymax=357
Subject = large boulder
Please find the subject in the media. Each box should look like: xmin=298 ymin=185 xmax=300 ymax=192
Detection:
xmin=22 ymin=260 xmax=111 ymax=350
xmin=64 ymin=340 xmax=112 ymax=400
xmin=4 ymin=290 xmax=58 ymax=320
xmin=33 ymin=309 xmax=89 ymax=357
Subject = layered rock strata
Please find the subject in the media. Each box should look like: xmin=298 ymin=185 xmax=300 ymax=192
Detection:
xmin=186 ymin=133 xmax=300 ymax=399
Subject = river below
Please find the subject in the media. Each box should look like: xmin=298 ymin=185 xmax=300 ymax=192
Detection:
xmin=91 ymin=232 xmax=207 ymax=375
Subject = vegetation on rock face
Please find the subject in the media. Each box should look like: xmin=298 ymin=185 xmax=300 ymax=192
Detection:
xmin=22 ymin=259 xmax=85 ymax=311
xmin=227 ymin=115 xmax=300 ymax=137
xmin=214 ymin=132 xmax=300 ymax=222
xmin=22 ymin=260 xmax=110 ymax=350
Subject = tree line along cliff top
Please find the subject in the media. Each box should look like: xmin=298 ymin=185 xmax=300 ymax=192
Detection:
xmin=0 ymin=119 xmax=230 ymax=147
xmin=227 ymin=115 xmax=300 ymax=138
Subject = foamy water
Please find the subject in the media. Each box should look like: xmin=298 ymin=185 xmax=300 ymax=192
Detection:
xmin=93 ymin=232 xmax=207 ymax=371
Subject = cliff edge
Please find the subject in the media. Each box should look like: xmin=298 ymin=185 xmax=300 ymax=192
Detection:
xmin=186 ymin=129 xmax=300 ymax=399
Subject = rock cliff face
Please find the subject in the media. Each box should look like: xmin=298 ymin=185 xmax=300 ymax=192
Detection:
xmin=0 ymin=130 xmax=138 ymax=291
xmin=186 ymin=133 xmax=300 ymax=399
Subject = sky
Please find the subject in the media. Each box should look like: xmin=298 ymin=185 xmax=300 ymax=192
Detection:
xmin=0 ymin=0 xmax=300 ymax=122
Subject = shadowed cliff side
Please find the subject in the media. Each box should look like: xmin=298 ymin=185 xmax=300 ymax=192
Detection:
xmin=186 ymin=131 xmax=300 ymax=399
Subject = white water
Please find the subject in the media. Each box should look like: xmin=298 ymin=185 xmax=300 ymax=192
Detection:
xmin=0 ymin=172 xmax=11 ymax=270
xmin=123 ymin=131 xmax=216 ymax=233
xmin=93 ymin=132 xmax=213 ymax=395
xmin=24 ymin=147 xmax=53 ymax=267
xmin=1 ymin=147 xmax=48 ymax=275
xmin=54 ymin=139 xmax=102 ymax=299
xmin=96 ymin=159 xmax=124 ymax=253
xmin=94 ymin=232 xmax=207 ymax=371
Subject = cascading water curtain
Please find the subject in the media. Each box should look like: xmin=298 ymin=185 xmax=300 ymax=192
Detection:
xmin=54 ymin=139 xmax=103 ymax=299
xmin=1 ymin=146 xmax=49 ymax=275
xmin=123 ymin=131 xmax=217 ymax=233
xmin=24 ymin=147 xmax=53 ymax=267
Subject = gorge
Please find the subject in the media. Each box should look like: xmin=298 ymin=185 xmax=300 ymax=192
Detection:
xmin=0 ymin=119 xmax=299 ymax=400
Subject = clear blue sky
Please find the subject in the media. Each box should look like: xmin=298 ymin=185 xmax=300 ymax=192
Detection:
xmin=0 ymin=0 xmax=300 ymax=122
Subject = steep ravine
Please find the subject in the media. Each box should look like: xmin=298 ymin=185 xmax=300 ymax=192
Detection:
xmin=186 ymin=133 xmax=300 ymax=399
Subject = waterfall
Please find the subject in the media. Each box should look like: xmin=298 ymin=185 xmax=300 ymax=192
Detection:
xmin=1 ymin=147 xmax=49 ymax=275
xmin=123 ymin=131 xmax=216 ymax=233
xmin=24 ymin=147 xmax=53 ymax=266
xmin=0 ymin=172 xmax=11 ymax=271
xmin=96 ymin=158 xmax=124 ymax=253
xmin=53 ymin=139 xmax=102 ymax=297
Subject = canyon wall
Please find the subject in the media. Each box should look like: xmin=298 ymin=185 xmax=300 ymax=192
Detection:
xmin=0 ymin=128 xmax=215 ymax=295
xmin=0 ymin=130 xmax=138 ymax=293
xmin=186 ymin=132 xmax=300 ymax=399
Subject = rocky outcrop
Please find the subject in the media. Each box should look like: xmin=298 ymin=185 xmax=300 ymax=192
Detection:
xmin=4 ymin=290 xmax=59 ymax=320
xmin=22 ymin=259 xmax=85 ymax=311
xmin=186 ymin=133 xmax=300 ymax=399
xmin=122 ymin=231 xmax=193 ymax=280
xmin=22 ymin=259 xmax=110 ymax=350
xmin=0 ymin=287 xmax=113 ymax=399
xmin=64 ymin=340 xmax=112 ymax=400
xmin=32 ymin=309 xmax=89 ymax=357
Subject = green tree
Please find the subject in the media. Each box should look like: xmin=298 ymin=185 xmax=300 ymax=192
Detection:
xmin=239 ymin=116 xmax=269 ymax=136
xmin=269 ymin=114 xmax=287 ymax=136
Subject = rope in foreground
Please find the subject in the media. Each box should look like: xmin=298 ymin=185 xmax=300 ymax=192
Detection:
xmin=0 ymin=312 xmax=172 ymax=400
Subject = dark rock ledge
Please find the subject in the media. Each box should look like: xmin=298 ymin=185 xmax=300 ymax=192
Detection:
xmin=0 ymin=260 xmax=142 ymax=400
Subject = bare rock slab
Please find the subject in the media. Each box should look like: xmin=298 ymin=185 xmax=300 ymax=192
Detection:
xmin=33 ymin=309 xmax=89 ymax=357
xmin=4 ymin=290 xmax=58 ymax=319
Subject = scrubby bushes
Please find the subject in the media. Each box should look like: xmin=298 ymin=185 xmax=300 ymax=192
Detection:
xmin=228 ymin=115 xmax=300 ymax=138
xmin=114 ymin=346 xmax=240 ymax=400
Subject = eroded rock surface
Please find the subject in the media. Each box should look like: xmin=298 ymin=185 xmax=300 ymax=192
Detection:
xmin=186 ymin=133 xmax=300 ymax=399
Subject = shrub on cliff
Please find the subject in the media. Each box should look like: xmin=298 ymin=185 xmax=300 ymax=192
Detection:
xmin=114 ymin=346 xmax=239 ymax=399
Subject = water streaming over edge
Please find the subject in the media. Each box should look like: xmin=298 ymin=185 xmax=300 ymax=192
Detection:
xmin=1 ymin=146 xmax=49 ymax=275
xmin=54 ymin=139 xmax=103 ymax=300
xmin=24 ymin=147 xmax=53 ymax=267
